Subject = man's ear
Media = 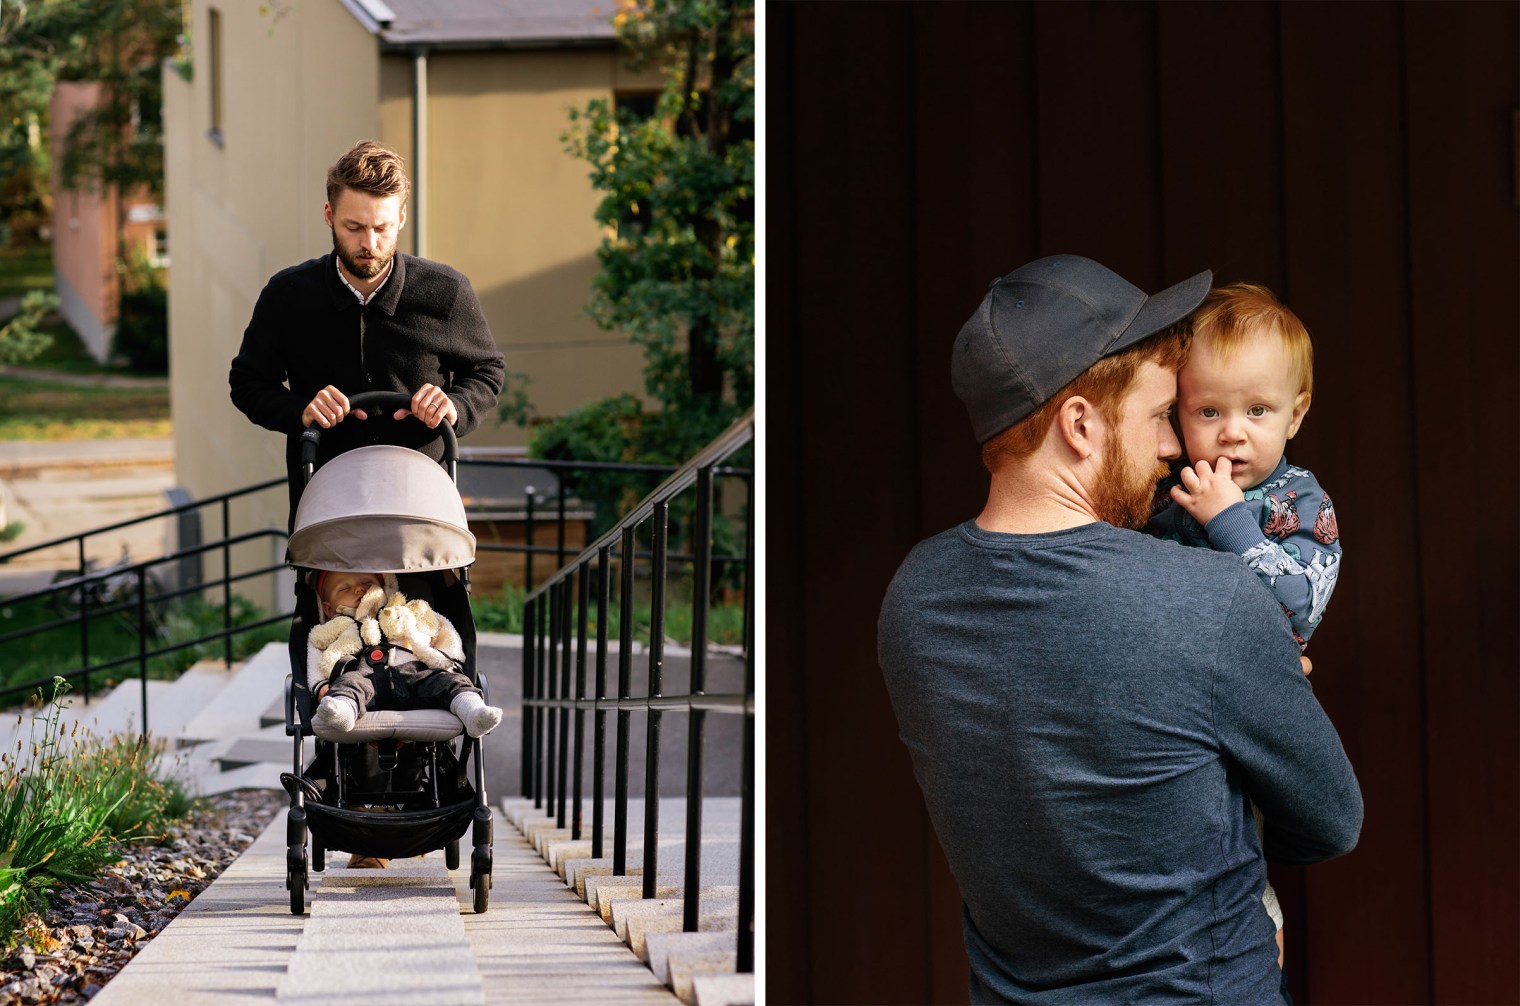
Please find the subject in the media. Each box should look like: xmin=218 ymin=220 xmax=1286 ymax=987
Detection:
xmin=1055 ymin=396 xmax=1103 ymax=460
xmin=323 ymin=201 xmax=333 ymax=228
xmin=1286 ymin=391 xmax=1311 ymax=439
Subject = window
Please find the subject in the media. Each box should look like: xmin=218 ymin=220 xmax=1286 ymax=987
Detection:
xmin=208 ymin=7 xmax=224 ymax=146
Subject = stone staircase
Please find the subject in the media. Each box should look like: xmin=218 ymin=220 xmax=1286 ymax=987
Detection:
xmin=1 ymin=640 xmax=755 ymax=1005
xmin=504 ymin=796 xmax=754 ymax=1006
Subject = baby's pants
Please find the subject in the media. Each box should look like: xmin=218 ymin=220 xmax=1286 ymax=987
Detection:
xmin=328 ymin=658 xmax=479 ymax=713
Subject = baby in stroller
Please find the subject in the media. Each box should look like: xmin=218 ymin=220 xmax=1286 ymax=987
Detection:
xmin=307 ymin=568 xmax=502 ymax=738
xmin=280 ymin=393 xmax=497 ymax=914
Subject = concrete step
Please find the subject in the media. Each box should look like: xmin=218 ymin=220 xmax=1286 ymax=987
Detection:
xmin=692 ymin=973 xmax=754 ymax=1006
xmin=192 ymin=723 xmax=291 ymax=770
xmin=499 ymin=797 xmax=751 ymax=1005
xmin=154 ymin=662 xmax=239 ymax=742
xmin=180 ymin=642 xmax=288 ymax=741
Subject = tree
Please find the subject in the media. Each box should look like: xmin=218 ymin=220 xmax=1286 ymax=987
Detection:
xmin=537 ymin=0 xmax=754 ymax=491
xmin=0 ymin=0 xmax=181 ymax=369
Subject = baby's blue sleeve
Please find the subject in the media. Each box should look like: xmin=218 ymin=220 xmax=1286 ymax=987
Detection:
xmin=1202 ymin=474 xmax=1343 ymax=647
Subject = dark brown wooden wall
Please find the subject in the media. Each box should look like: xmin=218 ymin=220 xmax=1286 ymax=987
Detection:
xmin=765 ymin=3 xmax=1519 ymax=1004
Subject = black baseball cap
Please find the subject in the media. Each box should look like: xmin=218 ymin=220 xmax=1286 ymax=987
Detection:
xmin=951 ymin=255 xmax=1212 ymax=444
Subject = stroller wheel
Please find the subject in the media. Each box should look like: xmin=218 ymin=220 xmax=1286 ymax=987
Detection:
xmin=445 ymin=839 xmax=460 ymax=871
xmin=287 ymin=847 xmax=309 ymax=915
xmin=470 ymin=847 xmax=492 ymax=914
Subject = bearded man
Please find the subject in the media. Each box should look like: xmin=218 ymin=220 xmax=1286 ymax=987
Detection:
xmin=877 ymin=255 xmax=1362 ymax=1004
xmin=229 ymin=140 xmax=504 ymax=519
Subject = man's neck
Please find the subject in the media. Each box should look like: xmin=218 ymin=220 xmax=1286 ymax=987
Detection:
xmin=337 ymin=257 xmax=393 ymax=300
xmin=976 ymin=467 xmax=1099 ymax=534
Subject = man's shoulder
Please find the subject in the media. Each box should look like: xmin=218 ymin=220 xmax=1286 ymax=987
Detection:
xmin=264 ymin=254 xmax=331 ymax=291
xmin=399 ymin=254 xmax=468 ymax=288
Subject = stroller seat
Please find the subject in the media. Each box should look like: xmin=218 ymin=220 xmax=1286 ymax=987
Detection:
xmin=308 ymin=707 xmax=465 ymax=744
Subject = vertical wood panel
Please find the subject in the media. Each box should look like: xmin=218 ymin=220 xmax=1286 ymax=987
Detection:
xmin=762 ymin=5 xmax=809 ymax=1001
xmin=786 ymin=6 xmax=940 ymax=1003
xmin=1405 ymin=3 xmax=1520 ymax=1002
xmin=1279 ymin=5 xmax=1433 ymax=1003
xmin=1156 ymin=1 xmax=1287 ymax=288
xmin=1034 ymin=2 xmax=1163 ymax=285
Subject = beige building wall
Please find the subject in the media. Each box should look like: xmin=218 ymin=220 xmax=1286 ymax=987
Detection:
xmin=377 ymin=49 xmax=660 ymax=449
xmin=165 ymin=0 xmax=381 ymax=608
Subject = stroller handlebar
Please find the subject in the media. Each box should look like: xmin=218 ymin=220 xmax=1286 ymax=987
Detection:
xmin=299 ymin=391 xmax=459 ymax=484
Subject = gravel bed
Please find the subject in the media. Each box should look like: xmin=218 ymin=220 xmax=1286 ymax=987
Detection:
xmin=0 ymin=788 xmax=285 ymax=1005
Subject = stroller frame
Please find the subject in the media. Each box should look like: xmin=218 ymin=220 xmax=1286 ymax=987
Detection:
xmin=280 ymin=391 xmax=494 ymax=915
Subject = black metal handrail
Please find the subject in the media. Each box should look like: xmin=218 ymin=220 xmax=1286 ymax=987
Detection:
xmin=520 ymin=409 xmax=755 ymax=974
xmin=0 ymin=454 xmax=734 ymax=744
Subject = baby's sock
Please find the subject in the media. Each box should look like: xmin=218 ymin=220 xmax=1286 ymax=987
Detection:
xmin=313 ymin=695 xmax=359 ymax=733
xmin=450 ymin=693 xmax=503 ymax=738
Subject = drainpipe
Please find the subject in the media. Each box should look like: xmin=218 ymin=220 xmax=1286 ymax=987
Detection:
xmin=412 ymin=47 xmax=428 ymax=259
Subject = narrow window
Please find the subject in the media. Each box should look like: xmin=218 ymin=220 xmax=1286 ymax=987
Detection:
xmin=208 ymin=7 xmax=224 ymax=145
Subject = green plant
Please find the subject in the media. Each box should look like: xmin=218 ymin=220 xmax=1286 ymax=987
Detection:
xmin=0 ymin=290 xmax=59 ymax=365
xmin=0 ymin=678 xmax=193 ymax=941
xmin=111 ymin=247 xmax=168 ymax=373
xmin=521 ymin=0 xmax=754 ymax=519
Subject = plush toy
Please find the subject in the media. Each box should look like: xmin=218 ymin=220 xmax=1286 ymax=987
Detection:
xmin=308 ymin=580 xmax=463 ymax=681
xmin=378 ymin=592 xmax=464 ymax=671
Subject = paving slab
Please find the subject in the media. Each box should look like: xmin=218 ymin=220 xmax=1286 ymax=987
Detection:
xmin=89 ymin=811 xmax=307 ymax=1005
xmin=276 ymin=863 xmax=483 ymax=1004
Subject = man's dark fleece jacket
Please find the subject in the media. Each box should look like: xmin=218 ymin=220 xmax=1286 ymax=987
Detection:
xmin=229 ymin=252 xmax=505 ymax=506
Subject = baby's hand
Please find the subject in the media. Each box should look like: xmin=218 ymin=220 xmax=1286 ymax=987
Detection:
xmin=1169 ymin=457 xmax=1246 ymax=527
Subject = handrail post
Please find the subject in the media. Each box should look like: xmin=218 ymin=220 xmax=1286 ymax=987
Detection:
xmin=592 ymin=545 xmax=610 ymax=860
xmin=556 ymin=577 xmax=572 ymax=829
xmin=682 ymin=466 xmax=714 ymax=932
xmin=556 ymin=489 xmax=567 ymax=574
xmin=521 ymin=594 xmax=536 ymax=800
xmin=524 ymin=487 xmax=536 ymax=593
xmin=553 ymin=583 xmax=565 ymax=820
xmin=138 ymin=566 xmax=149 ymax=742
xmin=221 ymin=498 xmax=232 ymax=668
xmin=613 ymin=524 xmax=635 ymax=877
xmin=572 ymin=560 xmax=589 ymax=841
xmin=738 ymin=470 xmax=755 ymax=972
xmin=641 ymin=500 xmax=668 ymax=901
xmin=79 ymin=570 xmax=92 ymax=705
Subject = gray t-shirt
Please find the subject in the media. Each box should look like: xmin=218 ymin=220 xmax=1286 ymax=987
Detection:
xmin=878 ymin=519 xmax=1362 ymax=1004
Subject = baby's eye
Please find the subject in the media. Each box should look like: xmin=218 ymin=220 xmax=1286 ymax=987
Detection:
xmin=1247 ymin=405 xmax=1267 ymax=417
xmin=1199 ymin=407 xmax=1218 ymax=419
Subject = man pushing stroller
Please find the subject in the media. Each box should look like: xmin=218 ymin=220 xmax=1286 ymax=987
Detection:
xmin=307 ymin=569 xmax=502 ymax=738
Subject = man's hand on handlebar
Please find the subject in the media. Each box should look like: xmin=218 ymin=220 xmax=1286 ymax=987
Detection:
xmin=394 ymin=383 xmax=457 ymax=429
xmin=302 ymin=386 xmax=368 ymax=428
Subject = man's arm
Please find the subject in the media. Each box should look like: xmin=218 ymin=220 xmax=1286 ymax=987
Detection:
xmin=229 ymin=283 xmax=307 ymax=435
xmin=439 ymin=274 xmax=505 ymax=437
xmin=1212 ymin=575 xmax=1362 ymax=864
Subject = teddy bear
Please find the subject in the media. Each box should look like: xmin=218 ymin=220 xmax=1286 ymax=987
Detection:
xmin=307 ymin=579 xmax=463 ymax=681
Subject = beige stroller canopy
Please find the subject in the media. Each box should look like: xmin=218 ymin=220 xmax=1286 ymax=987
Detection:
xmin=288 ymin=444 xmax=476 ymax=573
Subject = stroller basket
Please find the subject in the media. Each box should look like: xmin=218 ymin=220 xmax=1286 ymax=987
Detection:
xmin=305 ymin=795 xmax=476 ymax=861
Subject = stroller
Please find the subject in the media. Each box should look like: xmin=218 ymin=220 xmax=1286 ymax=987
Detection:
xmin=281 ymin=391 xmax=493 ymax=915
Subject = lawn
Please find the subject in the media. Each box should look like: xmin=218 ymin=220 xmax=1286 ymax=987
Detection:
xmin=0 ymin=245 xmax=54 ymax=301
xmin=0 ymin=372 xmax=170 ymax=440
